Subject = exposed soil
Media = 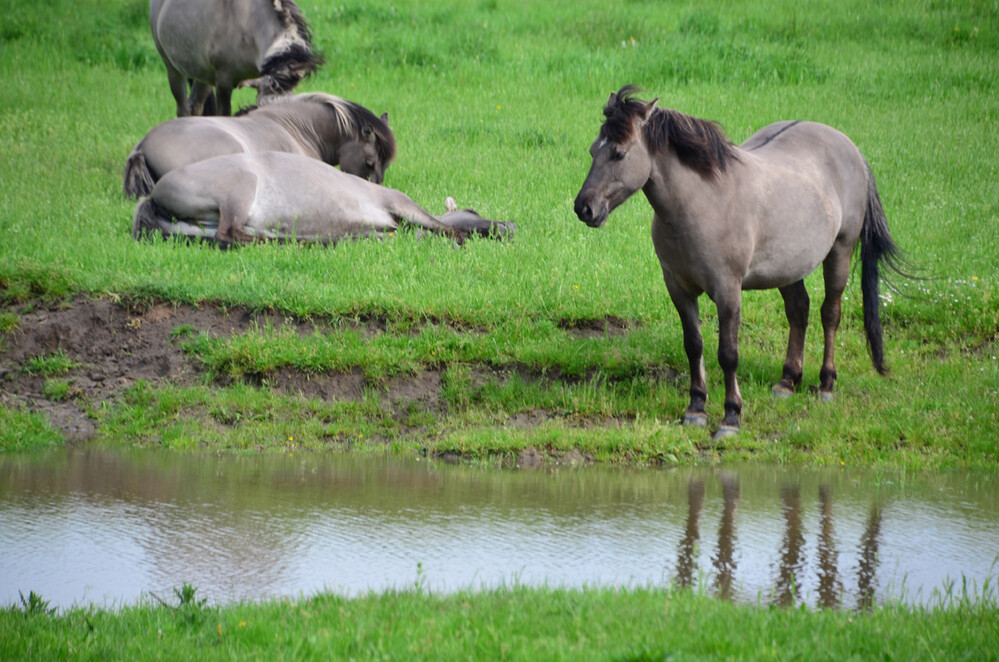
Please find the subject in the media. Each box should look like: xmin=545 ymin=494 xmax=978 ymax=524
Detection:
xmin=1 ymin=297 xmax=657 ymax=463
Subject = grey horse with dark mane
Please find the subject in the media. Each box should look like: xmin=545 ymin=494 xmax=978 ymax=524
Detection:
xmin=132 ymin=152 xmax=515 ymax=246
xmin=123 ymin=92 xmax=394 ymax=198
xmin=150 ymin=0 xmax=324 ymax=117
xmin=574 ymin=86 xmax=906 ymax=438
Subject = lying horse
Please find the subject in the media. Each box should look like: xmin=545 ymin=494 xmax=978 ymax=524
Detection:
xmin=574 ymin=86 xmax=906 ymax=438
xmin=150 ymin=0 xmax=323 ymax=117
xmin=132 ymin=152 xmax=515 ymax=245
xmin=123 ymin=93 xmax=395 ymax=198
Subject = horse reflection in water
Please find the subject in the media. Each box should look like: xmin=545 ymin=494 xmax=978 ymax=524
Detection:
xmin=773 ymin=484 xmax=806 ymax=606
xmin=673 ymin=473 xmax=740 ymax=598
xmin=672 ymin=477 xmax=884 ymax=610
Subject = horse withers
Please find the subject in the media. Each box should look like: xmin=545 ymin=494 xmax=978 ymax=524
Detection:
xmin=150 ymin=0 xmax=323 ymax=117
xmin=574 ymin=86 xmax=906 ymax=438
xmin=132 ymin=152 xmax=515 ymax=246
xmin=123 ymin=93 xmax=394 ymax=198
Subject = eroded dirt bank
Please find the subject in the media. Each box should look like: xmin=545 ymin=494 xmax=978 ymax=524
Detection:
xmin=0 ymin=297 xmax=648 ymax=453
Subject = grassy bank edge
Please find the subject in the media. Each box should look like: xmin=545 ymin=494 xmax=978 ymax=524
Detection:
xmin=3 ymin=583 xmax=998 ymax=661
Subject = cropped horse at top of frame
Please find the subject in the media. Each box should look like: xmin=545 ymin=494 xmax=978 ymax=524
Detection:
xmin=150 ymin=0 xmax=324 ymax=116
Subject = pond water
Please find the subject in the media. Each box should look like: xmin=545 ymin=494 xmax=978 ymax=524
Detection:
xmin=1 ymin=448 xmax=997 ymax=611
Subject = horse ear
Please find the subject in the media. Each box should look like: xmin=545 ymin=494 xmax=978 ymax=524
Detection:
xmin=380 ymin=112 xmax=389 ymax=127
xmin=642 ymin=98 xmax=659 ymax=120
xmin=362 ymin=124 xmax=375 ymax=142
xmin=607 ymin=91 xmax=618 ymax=107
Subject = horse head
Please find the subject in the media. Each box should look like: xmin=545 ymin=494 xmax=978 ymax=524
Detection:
xmin=574 ymin=85 xmax=658 ymax=227
xmin=338 ymin=112 xmax=392 ymax=184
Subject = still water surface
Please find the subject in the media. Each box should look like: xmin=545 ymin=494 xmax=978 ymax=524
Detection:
xmin=1 ymin=448 xmax=997 ymax=610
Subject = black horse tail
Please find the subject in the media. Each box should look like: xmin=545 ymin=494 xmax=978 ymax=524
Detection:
xmin=860 ymin=161 xmax=903 ymax=375
xmin=132 ymin=197 xmax=168 ymax=241
xmin=123 ymin=144 xmax=155 ymax=199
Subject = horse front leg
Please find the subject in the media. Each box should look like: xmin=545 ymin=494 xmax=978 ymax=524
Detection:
xmin=714 ymin=291 xmax=743 ymax=438
xmin=774 ymin=279 xmax=810 ymax=397
xmin=663 ymin=280 xmax=708 ymax=427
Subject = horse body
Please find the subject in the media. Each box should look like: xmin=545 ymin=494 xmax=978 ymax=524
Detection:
xmin=150 ymin=0 xmax=322 ymax=117
xmin=123 ymin=93 xmax=395 ymax=198
xmin=132 ymin=152 xmax=514 ymax=245
xmin=649 ymin=120 xmax=866 ymax=296
xmin=575 ymin=86 xmax=902 ymax=438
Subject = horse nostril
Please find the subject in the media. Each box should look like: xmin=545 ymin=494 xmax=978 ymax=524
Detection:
xmin=574 ymin=198 xmax=591 ymax=221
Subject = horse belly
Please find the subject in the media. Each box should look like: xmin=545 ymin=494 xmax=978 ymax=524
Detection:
xmin=740 ymin=167 xmax=843 ymax=290
xmin=244 ymin=180 xmax=396 ymax=243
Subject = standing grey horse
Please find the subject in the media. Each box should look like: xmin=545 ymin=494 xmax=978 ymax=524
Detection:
xmin=574 ymin=86 xmax=905 ymax=438
xmin=150 ymin=0 xmax=323 ymax=117
xmin=123 ymin=93 xmax=394 ymax=198
xmin=132 ymin=152 xmax=515 ymax=245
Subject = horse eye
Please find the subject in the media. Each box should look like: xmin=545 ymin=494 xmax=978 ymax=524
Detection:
xmin=610 ymin=149 xmax=626 ymax=161
xmin=365 ymin=161 xmax=375 ymax=169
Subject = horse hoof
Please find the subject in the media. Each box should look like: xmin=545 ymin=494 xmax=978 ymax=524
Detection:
xmin=713 ymin=425 xmax=739 ymax=440
xmin=772 ymin=384 xmax=794 ymax=399
xmin=683 ymin=412 xmax=708 ymax=427
xmin=819 ymin=391 xmax=835 ymax=403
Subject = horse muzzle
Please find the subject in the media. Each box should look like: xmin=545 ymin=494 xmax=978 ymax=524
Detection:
xmin=573 ymin=194 xmax=608 ymax=228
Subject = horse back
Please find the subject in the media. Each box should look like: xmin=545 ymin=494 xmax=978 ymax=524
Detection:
xmin=739 ymin=121 xmax=869 ymax=225
xmin=723 ymin=121 xmax=871 ymax=289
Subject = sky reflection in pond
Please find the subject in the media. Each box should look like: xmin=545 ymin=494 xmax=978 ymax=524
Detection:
xmin=1 ymin=448 xmax=997 ymax=610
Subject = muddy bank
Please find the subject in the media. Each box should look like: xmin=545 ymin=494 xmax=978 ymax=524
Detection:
xmin=0 ymin=297 xmax=647 ymax=458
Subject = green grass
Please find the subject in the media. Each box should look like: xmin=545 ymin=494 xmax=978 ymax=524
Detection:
xmin=1 ymin=0 xmax=998 ymax=650
xmin=1 ymin=0 xmax=997 ymax=464
xmin=0 ymin=408 xmax=63 ymax=452
xmin=21 ymin=350 xmax=78 ymax=377
xmin=3 ymin=584 xmax=997 ymax=661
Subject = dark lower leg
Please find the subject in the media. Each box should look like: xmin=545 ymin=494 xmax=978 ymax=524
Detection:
xmin=717 ymin=302 xmax=743 ymax=430
xmin=777 ymin=281 xmax=809 ymax=393
xmin=819 ymin=296 xmax=841 ymax=396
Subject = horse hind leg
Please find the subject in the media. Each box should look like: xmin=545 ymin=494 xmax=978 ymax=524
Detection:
xmin=774 ymin=280 xmax=810 ymax=398
xmin=187 ymin=81 xmax=216 ymax=116
xmin=819 ymin=248 xmax=852 ymax=402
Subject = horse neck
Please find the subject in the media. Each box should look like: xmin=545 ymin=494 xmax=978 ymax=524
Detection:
xmin=267 ymin=102 xmax=351 ymax=163
xmin=643 ymin=147 xmax=728 ymax=221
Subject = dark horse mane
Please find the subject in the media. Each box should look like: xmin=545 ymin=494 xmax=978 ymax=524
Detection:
xmin=259 ymin=0 xmax=325 ymax=93
xmin=603 ymin=85 xmax=737 ymax=180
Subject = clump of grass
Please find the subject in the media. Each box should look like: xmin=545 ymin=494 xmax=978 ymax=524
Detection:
xmin=16 ymin=590 xmax=55 ymax=617
xmin=23 ymin=350 xmax=79 ymax=377
xmin=0 ymin=311 xmax=19 ymax=334
xmin=42 ymin=379 xmax=74 ymax=402
xmin=0 ymin=407 xmax=63 ymax=452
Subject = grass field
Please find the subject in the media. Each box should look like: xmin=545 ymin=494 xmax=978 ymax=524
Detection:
xmin=2 ymin=0 xmax=998 ymax=655
xmin=2 ymin=0 xmax=997 ymax=467
xmin=2 ymin=0 xmax=998 ymax=475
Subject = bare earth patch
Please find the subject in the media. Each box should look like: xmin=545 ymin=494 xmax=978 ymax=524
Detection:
xmin=1 ymin=298 xmax=649 ymax=452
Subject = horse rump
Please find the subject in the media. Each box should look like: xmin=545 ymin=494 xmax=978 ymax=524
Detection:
xmin=132 ymin=198 xmax=170 ymax=240
xmin=123 ymin=146 xmax=155 ymax=199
